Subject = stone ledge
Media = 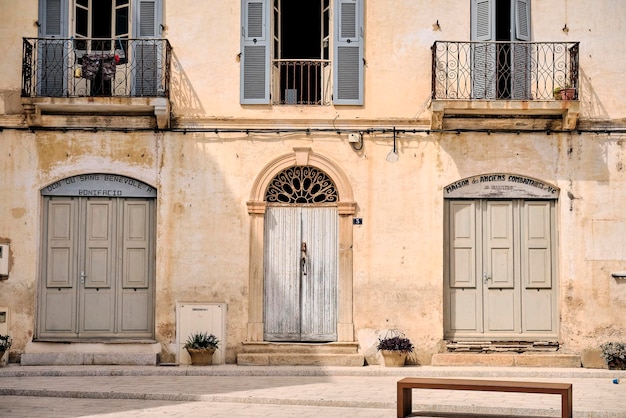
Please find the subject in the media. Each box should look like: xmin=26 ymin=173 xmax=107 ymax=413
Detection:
xmin=21 ymin=353 xmax=157 ymax=366
xmin=432 ymin=353 xmax=581 ymax=368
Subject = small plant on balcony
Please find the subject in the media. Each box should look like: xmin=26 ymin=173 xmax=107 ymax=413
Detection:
xmin=553 ymin=84 xmax=576 ymax=100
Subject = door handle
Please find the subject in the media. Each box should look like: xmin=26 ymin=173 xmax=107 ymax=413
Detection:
xmin=80 ymin=271 xmax=87 ymax=284
xmin=483 ymin=273 xmax=491 ymax=284
xmin=301 ymin=242 xmax=307 ymax=276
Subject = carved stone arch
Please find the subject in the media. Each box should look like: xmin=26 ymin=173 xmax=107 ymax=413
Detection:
xmin=246 ymin=148 xmax=356 ymax=342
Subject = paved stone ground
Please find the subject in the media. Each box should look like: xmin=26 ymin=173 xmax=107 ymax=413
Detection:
xmin=0 ymin=365 xmax=625 ymax=417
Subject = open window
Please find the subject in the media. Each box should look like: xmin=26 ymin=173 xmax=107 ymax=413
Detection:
xmin=471 ymin=0 xmax=531 ymax=100
xmin=240 ymin=0 xmax=363 ymax=105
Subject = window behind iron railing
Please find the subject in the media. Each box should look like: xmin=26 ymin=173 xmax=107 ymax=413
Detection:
xmin=22 ymin=38 xmax=171 ymax=98
xmin=431 ymin=41 xmax=579 ymax=100
xmin=271 ymin=59 xmax=331 ymax=105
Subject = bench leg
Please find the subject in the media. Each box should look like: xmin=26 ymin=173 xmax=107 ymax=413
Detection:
xmin=397 ymin=387 xmax=412 ymax=418
xmin=562 ymin=388 xmax=573 ymax=418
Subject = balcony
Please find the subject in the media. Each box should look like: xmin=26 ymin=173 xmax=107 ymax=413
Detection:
xmin=21 ymin=38 xmax=172 ymax=128
xmin=430 ymin=41 xmax=580 ymax=131
xmin=271 ymin=59 xmax=331 ymax=105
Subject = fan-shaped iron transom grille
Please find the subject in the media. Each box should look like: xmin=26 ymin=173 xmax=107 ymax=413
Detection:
xmin=265 ymin=166 xmax=338 ymax=203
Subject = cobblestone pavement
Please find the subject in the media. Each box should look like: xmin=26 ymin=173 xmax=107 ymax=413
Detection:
xmin=0 ymin=365 xmax=625 ymax=417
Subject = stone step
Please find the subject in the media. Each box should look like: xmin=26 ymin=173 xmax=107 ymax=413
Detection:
xmin=431 ymin=353 xmax=581 ymax=368
xmin=237 ymin=353 xmax=365 ymax=367
xmin=239 ymin=341 xmax=360 ymax=355
xmin=21 ymin=352 xmax=157 ymax=366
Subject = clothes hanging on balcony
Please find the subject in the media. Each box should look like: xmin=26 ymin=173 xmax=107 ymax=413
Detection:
xmin=81 ymin=54 xmax=116 ymax=80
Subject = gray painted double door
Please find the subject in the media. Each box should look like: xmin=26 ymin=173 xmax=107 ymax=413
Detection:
xmin=38 ymin=196 xmax=155 ymax=339
xmin=264 ymin=207 xmax=338 ymax=342
xmin=445 ymin=199 xmax=557 ymax=339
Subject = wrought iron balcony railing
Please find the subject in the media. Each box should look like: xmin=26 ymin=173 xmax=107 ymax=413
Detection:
xmin=431 ymin=41 xmax=579 ymax=101
xmin=271 ymin=59 xmax=331 ymax=105
xmin=22 ymin=38 xmax=171 ymax=98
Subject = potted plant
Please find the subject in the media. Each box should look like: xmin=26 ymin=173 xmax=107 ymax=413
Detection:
xmin=184 ymin=331 xmax=219 ymax=366
xmin=0 ymin=334 xmax=11 ymax=365
xmin=600 ymin=342 xmax=626 ymax=370
xmin=553 ymin=84 xmax=576 ymax=100
xmin=377 ymin=332 xmax=414 ymax=367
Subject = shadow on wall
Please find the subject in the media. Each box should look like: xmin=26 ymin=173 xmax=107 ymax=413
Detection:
xmin=169 ymin=51 xmax=205 ymax=117
xmin=579 ymin=67 xmax=610 ymax=121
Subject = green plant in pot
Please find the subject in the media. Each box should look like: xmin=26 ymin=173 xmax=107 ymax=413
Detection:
xmin=553 ymin=84 xmax=576 ymax=100
xmin=184 ymin=331 xmax=219 ymax=366
xmin=600 ymin=342 xmax=626 ymax=370
xmin=377 ymin=332 xmax=414 ymax=367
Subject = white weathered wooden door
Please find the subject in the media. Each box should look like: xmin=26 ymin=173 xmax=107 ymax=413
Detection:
xmin=445 ymin=199 xmax=557 ymax=339
xmin=39 ymin=196 xmax=154 ymax=339
xmin=264 ymin=206 xmax=338 ymax=341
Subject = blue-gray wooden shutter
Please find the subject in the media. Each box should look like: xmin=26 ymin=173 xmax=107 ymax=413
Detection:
xmin=470 ymin=0 xmax=496 ymax=99
xmin=512 ymin=0 xmax=531 ymax=99
xmin=333 ymin=0 xmax=363 ymax=105
xmin=133 ymin=0 xmax=163 ymax=96
xmin=240 ymin=0 xmax=270 ymax=104
xmin=38 ymin=0 xmax=67 ymax=96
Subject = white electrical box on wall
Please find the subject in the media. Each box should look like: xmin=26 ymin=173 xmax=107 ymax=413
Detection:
xmin=176 ymin=302 xmax=226 ymax=365
xmin=0 ymin=244 xmax=8 ymax=276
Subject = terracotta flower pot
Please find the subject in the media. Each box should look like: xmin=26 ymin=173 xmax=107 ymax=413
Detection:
xmin=381 ymin=350 xmax=408 ymax=367
xmin=559 ymin=88 xmax=576 ymax=100
xmin=186 ymin=348 xmax=216 ymax=365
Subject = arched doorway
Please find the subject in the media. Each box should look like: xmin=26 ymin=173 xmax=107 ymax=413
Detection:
xmin=37 ymin=173 xmax=156 ymax=340
xmin=246 ymin=148 xmax=356 ymax=342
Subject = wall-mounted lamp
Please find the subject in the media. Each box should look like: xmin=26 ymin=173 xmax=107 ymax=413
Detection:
xmin=562 ymin=23 xmax=569 ymax=34
xmin=433 ymin=20 xmax=441 ymax=31
xmin=386 ymin=127 xmax=399 ymax=162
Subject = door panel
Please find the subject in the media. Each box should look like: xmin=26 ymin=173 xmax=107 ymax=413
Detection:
xmin=486 ymin=290 xmax=515 ymax=331
xmin=300 ymin=207 xmax=337 ymax=341
xmin=264 ymin=207 xmax=301 ymax=340
xmin=44 ymin=292 xmax=75 ymax=332
xmin=46 ymin=199 xmax=76 ymax=288
xmin=84 ymin=200 xmax=114 ymax=288
xmin=449 ymin=201 xmax=477 ymax=288
xmin=449 ymin=289 xmax=479 ymax=331
xmin=485 ymin=201 xmax=514 ymax=289
xmin=264 ymin=206 xmax=338 ymax=341
xmin=122 ymin=201 xmax=151 ymax=288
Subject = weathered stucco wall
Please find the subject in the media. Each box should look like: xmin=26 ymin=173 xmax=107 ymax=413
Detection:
xmin=1 ymin=0 xmax=625 ymax=364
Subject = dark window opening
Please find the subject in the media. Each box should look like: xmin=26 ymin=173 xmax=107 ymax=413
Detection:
xmin=495 ymin=0 xmax=511 ymax=99
xmin=278 ymin=1 xmax=323 ymax=104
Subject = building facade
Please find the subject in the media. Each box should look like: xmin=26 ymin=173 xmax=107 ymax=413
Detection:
xmin=0 ymin=0 xmax=625 ymax=366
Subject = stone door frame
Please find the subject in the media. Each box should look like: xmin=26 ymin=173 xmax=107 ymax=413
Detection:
xmin=246 ymin=147 xmax=356 ymax=342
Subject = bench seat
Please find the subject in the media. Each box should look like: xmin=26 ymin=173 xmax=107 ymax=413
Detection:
xmin=397 ymin=377 xmax=572 ymax=418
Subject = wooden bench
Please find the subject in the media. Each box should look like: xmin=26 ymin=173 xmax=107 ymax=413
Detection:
xmin=397 ymin=377 xmax=572 ymax=418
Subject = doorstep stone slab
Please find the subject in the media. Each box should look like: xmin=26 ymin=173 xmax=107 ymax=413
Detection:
xmin=431 ymin=353 xmax=582 ymax=368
